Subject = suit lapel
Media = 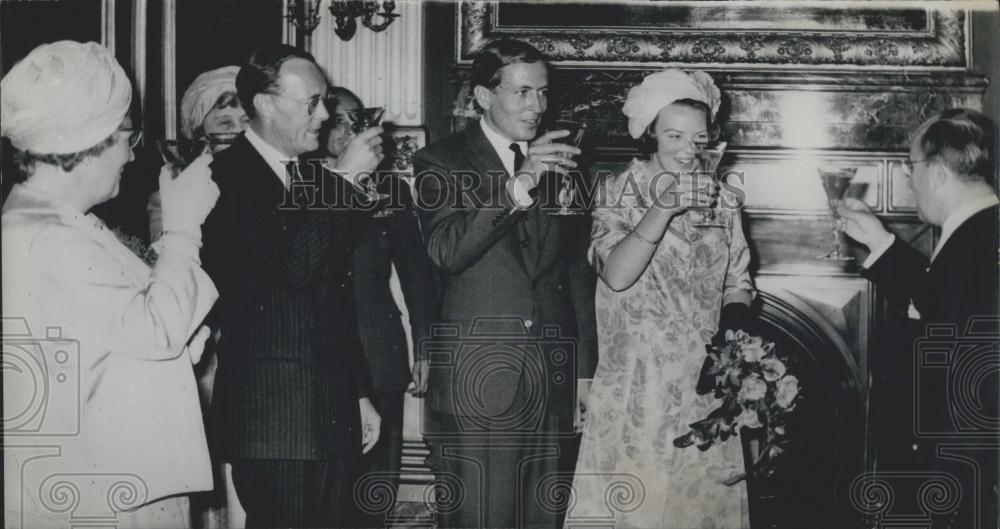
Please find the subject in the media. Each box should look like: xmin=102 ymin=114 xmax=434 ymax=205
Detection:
xmin=225 ymin=136 xmax=291 ymax=212
xmin=463 ymin=126 xmax=533 ymax=277
xmin=534 ymin=188 xmax=553 ymax=272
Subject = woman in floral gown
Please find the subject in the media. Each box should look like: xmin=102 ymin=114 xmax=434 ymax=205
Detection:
xmin=568 ymin=70 xmax=755 ymax=528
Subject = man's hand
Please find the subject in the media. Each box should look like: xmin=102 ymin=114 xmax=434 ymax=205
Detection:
xmin=835 ymin=198 xmax=893 ymax=250
xmin=359 ymin=397 xmax=382 ymax=454
xmin=574 ymin=379 xmax=592 ymax=433
xmin=338 ymin=128 xmax=384 ymax=178
xmin=654 ymin=171 xmax=717 ymax=220
xmin=159 ymin=153 xmax=218 ymax=235
xmin=409 ymin=359 xmax=430 ymax=397
xmin=513 ymin=129 xmax=582 ymax=191
xmin=184 ymin=325 xmax=212 ymax=365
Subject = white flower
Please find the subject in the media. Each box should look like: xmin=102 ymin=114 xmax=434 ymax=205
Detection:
xmin=760 ymin=357 xmax=787 ymax=382
xmin=738 ymin=373 xmax=767 ymax=402
xmin=736 ymin=407 xmax=761 ymax=429
xmin=776 ymin=375 xmax=800 ymax=409
xmin=740 ymin=336 xmax=765 ymax=363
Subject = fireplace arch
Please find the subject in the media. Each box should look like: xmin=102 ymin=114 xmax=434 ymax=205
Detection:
xmin=749 ymin=288 xmax=868 ymax=529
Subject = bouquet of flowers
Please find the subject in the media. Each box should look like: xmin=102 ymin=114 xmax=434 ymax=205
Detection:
xmin=673 ymin=329 xmax=801 ymax=484
xmin=112 ymin=227 xmax=157 ymax=266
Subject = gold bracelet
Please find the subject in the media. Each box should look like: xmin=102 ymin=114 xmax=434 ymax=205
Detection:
xmin=630 ymin=229 xmax=659 ymax=245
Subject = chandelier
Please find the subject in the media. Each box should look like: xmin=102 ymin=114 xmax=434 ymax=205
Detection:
xmin=285 ymin=0 xmax=400 ymax=42
xmin=329 ymin=0 xmax=400 ymax=41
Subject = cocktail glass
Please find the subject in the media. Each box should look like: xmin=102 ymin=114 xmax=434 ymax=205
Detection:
xmin=157 ymin=139 xmax=209 ymax=178
xmin=348 ymin=107 xmax=386 ymax=134
xmin=549 ymin=119 xmax=586 ymax=216
xmin=688 ymin=141 xmax=728 ymax=228
xmin=817 ymin=166 xmax=858 ymax=260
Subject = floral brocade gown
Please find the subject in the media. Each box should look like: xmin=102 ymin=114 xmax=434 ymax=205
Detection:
xmin=568 ymin=159 xmax=754 ymax=529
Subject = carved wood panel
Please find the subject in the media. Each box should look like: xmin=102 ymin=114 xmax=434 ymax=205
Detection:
xmin=459 ymin=1 xmax=970 ymax=70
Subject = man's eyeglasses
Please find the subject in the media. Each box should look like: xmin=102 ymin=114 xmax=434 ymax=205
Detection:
xmin=122 ymin=128 xmax=143 ymax=149
xmin=901 ymin=158 xmax=931 ymax=175
xmin=269 ymin=93 xmax=326 ymax=116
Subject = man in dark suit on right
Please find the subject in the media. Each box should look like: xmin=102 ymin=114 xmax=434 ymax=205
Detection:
xmin=838 ymin=108 xmax=999 ymax=528
xmin=413 ymin=39 xmax=597 ymax=528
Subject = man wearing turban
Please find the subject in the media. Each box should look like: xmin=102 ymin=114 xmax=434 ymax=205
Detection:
xmin=2 ymin=40 xmax=220 ymax=529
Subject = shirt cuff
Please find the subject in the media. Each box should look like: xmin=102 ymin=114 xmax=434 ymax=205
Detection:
xmin=506 ymin=173 xmax=535 ymax=210
xmin=862 ymin=234 xmax=895 ymax=269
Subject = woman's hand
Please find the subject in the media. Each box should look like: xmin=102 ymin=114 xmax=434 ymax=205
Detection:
xmin=653 ymin=171 xmax=717 ymax=219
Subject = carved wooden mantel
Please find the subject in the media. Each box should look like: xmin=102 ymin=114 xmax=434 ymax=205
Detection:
xmin=459 ymin=1 xmax=970 ymax=70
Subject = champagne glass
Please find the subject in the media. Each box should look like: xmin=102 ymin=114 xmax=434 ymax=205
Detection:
xmin=344 ymin=107 xmax=388 ymax=206
xmin=157 ymin=138 xmax=209 ymax=178
xmin=549 ymin=119 xmax=586 ymax=216
xmin=688 ymin=141 xmax=728 ymax=228
xmin=817 ymin=166 xmax=858 ymax=260
xmin=348 ymin=107 xmax=386 ymax=134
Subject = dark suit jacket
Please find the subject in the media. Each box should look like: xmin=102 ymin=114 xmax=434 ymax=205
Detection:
xmin=865 ymin=205 xmax=999 ymax=327
xmin=413 ymin=125 xmax=598 ymax=421
xmin=351 ymin=175 xmax=438 ymax=392
xmin=864 ymin=204 xmax=998 ymax=519
xmin=204 ymin=135 xmax=374 ymax=461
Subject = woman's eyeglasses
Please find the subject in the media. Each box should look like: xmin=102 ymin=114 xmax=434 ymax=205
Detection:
xmin=121 ymin=128 xmax=143 ymax=149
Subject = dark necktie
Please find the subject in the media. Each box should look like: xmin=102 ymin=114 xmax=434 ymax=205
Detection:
xmin=510 ymin=142 xmax=525 ymax=173
xmin=286 ymin=161 xmax=312 ymax=209
xmin=509 ymin=142 xmax=536 ymax=264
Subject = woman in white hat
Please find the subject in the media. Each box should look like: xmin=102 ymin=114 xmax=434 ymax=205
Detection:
xmin=569 ymin=70 xmax=755 ymax=528
xmin=148 ymin=65 xmax=247 ymax=242
xmin=2 ymin=40 xmax=219 ymax=529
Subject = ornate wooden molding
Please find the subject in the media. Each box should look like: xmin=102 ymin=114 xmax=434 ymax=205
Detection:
xmin=459 ymin=1 xmax=970 ymax=70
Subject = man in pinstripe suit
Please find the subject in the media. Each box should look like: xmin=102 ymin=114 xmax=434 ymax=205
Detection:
xmin=203 ymin=43 xmax=385 ymax=527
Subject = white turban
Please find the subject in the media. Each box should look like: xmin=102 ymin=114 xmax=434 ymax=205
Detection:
xmin=622 ymin=69 xmax=721 ymax=139
xmin=180 ymin=66 xmax=240 ymax=140
xmin=1 ymin=41 xmax=131 ymax=154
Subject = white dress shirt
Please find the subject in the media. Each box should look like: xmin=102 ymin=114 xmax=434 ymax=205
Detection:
xmin=480 ymin=119 xmax=534 ymax=208
xmin=244 ymin=125 xmax=295 ymax=189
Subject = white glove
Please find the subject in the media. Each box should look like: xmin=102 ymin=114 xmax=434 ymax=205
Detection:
xmin=159 ymin=154 xmax=219 ymax=236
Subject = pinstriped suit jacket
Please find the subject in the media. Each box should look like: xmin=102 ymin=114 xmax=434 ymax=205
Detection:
xmin=204 ymin=135 xmax=374 ymax=460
